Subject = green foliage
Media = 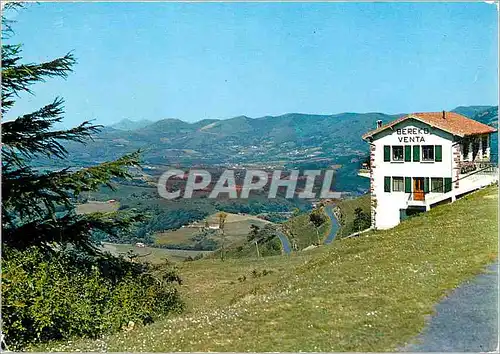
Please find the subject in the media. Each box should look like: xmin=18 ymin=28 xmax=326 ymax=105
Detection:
xmin=133 ymin=208 xmax=208 ymax=244
xmin=309 ymin=207 xmax=327 ymax=228
xmin=247 ymin=224 xmax=260 ymax=242
xmin=214 ymin=224 xmax=282 ymax=259
xmin=283 ymin=210 xmax=331 ymax=250
xmin=336 ymin=194 xmax=371 ymax=237
xmin=1 ymin=246 xmax=183 ymax=350
xmin=352 ymin=207 xmax=371 ymax=232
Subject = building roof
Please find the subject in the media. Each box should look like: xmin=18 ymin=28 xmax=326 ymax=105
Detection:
xmin=362 ymin=111 xmax=497 ymax=140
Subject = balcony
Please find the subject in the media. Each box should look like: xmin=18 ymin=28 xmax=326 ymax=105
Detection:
xmin=459 ymin=161 xmax=497 ymax=176
xmin=423 ymin=162 xmax=498 ymax=208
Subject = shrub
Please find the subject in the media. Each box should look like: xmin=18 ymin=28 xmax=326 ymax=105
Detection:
xmin=1 ymin=246 xmax=184 ymax=350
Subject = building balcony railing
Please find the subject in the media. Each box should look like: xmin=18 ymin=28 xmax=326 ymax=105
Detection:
xmin=459 ymin=161 xmax=497 ymax=175
xmin=407 ymin=162 xmax=498 ymax=207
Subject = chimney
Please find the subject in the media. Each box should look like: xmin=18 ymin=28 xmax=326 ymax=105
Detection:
xmin=442 ymin=110 xmax=446 ymax=119
xmin=376 ymin=120 xmax=383 ymax=128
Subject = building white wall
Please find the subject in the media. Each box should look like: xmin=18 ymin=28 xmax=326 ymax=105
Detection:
xmin=370 ymin=119 xmax=455 ymax=229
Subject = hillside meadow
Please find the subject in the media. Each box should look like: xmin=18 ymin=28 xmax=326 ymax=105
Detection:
xmin=32 ymin=185 xmax=498 ymax=352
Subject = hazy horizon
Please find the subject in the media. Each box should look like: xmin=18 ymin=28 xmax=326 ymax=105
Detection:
xmin=4 ymin=2 xmax=498 ymax=128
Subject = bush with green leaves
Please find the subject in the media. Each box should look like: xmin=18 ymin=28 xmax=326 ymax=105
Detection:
xmin=2 ymin=246 xmax=183 ymax=350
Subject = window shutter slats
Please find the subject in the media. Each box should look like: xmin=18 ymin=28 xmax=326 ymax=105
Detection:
xmin=424 ymin=177 xmax=429 ymax=193
xmin=384 ymin=146 xmax=390 ymax=162
xmin=404 ymin=146 xmax=411 ymax=162
xmin=435 ymin=145 xmax=442 ymax=162
xmin=384 ymin=176 xmax=391 ymax=192
xmin=404 ymin=177 xmax=411 ymax=193
xmin=444 ymin=177 xmax=452 ymax=192
xmin=413 ymin=145 xmax=420 ymax=162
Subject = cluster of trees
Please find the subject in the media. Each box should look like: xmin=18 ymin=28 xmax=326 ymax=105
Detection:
xmin=246 ymin=224 xmax=282 ymax=257
xmin=156 ymin=229 xmax=220 ymax=251
xmin=134 ymin=207 xmax=208 ymax=241
xmin=353 ymin=207 xmax=371 ymax=232
xmin=309 ymin=206 xmax=328 ymax=244
xmin=1 ymin=5 xmax=183 ymax=350
xmin=213 ymin=199 xmax=308 ymax=215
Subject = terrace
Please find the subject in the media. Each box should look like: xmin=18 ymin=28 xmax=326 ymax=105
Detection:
xmin=407 ymin=161 xmax=498 ymax=209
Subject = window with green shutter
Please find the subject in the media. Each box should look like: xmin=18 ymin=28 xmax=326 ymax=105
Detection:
xmin=383 ymin=145 xmax=390 ymax=162
xmin=384 ymin=176 xmax=391 ymax=192
xmin=404 ymin=177 xmax=411 ymax=193
xmin=404 ymin=145 xmax=411 ymax=162
xmin=424 ymin=177 xmax=429 ymax=193
xmin=412 ymin=145 xmax=420 ymax=162
xmin=435 ymin=145 xmax=442 ymax=162
xmin=444 ymin=177 xmax=452 ymax=192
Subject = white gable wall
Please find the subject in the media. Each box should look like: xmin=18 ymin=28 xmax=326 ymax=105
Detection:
xmin=371 ymin=119 xmax=455 ymax=229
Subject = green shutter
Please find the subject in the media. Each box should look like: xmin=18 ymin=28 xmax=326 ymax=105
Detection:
xmin=413 ymin=145 xmax=420 ymax=162
xmin=424 ymin=177 xmax=429 ymax=193
xmin=404 ymin=145 xmax=411 ymax=162
xmin=444 ymin=177 xmax=452 ymax=192
xmin=384 ymin=146 xmax=390 ymax=162
xmin=404 ymin=177 xmax=411 ymax=193
xmin=384 ymin=176 xmax=391 ymax=192
xmin=435 ymin=145 xmax=442 ymax=162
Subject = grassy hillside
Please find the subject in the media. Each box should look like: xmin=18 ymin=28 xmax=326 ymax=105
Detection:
xmin=155 ymin=212 xmax=271 ymax=251
xmin=284 ymin=212 xmax=331 ymax=249
xmin=336 ymin=194 xmax=371 ymax=237
xmin=76 ymin=201 xmax=120 ymax=214
xmin=215 ymin=208 xmax=332 ymax=259
xmin=35 ymin=185 xmax=498 ymax=352
xmin=100 ymin=242 xmax=210 ymax=263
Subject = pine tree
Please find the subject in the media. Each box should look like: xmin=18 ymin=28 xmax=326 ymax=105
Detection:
xmin=1 ymin=3 xmax=146 ymax=255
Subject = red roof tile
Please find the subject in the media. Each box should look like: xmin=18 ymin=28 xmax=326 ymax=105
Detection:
xmin=362 ymin=111 xmax=496 ymax=140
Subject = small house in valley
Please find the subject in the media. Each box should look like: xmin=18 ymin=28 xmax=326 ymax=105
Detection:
xmin=361 ymin=111 xmax=498 ymax=230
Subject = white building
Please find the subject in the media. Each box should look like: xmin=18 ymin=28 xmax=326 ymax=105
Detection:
xmin=361 ymin=111 xmax=497 ymax=230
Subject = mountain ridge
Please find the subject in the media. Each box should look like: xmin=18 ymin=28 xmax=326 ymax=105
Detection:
xmin=38 ymin=105 xmax=497 ymax=192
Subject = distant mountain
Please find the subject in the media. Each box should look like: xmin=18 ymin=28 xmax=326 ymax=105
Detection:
xmin=35 ymin=105 xmax=497 ymax=193
xmin=468 ymin=106 xmax=498 ymax=128
xmin=451 ymin=106 xmax=495 ymax=120
xmin=86 ymin=112 xmax=398 ymax=165
xmin=110 ymin=118 xmax=155 ymax=131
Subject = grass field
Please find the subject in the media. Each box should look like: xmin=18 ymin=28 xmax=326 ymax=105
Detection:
xmin=100 ymin=242 xmax=210 ymax=263
xmin=154 ymin=212 xmax=270 ymax=248
xmin=36 ymin=185 xmax=498 ymax=352
xmin=75 ymin=201 xmax=120 ymax=214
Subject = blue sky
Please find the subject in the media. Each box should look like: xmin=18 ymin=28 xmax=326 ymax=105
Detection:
xmin=4 ymin=2 xmax=498 ymax=127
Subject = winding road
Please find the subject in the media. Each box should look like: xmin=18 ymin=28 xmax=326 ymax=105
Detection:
xmin=275 ymin=205 xmax=339 ymax=255
xmin=275 ymin=231 xmax=292 ymax=254
xmin=323 ymin=205 xmax=340 ymax=244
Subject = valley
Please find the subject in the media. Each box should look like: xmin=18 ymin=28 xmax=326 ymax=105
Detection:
xmin=69 ymin=105 xmax=497 ymax=258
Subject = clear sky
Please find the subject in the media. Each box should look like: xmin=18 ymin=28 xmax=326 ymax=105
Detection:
xmin=4 ymin=2 xmax=499 ymax=127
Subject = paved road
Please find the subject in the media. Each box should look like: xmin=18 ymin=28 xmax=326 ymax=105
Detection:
xmin=402 ymin=262 xmax=498 ymax=352
xmin=324 ymin=205 xmax=340 ymax=244
xmin=275 ymin=231 xmax=292 ymax=254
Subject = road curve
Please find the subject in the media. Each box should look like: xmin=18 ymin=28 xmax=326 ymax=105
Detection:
xmin=275 ymin=231 xmax=292 ymax=254
xmin=324 ymin=205 xmax=340 ymax=244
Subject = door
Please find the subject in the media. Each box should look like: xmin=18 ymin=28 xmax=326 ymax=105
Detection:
xmin=413 ymin=178 xmax=425 ymax=201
